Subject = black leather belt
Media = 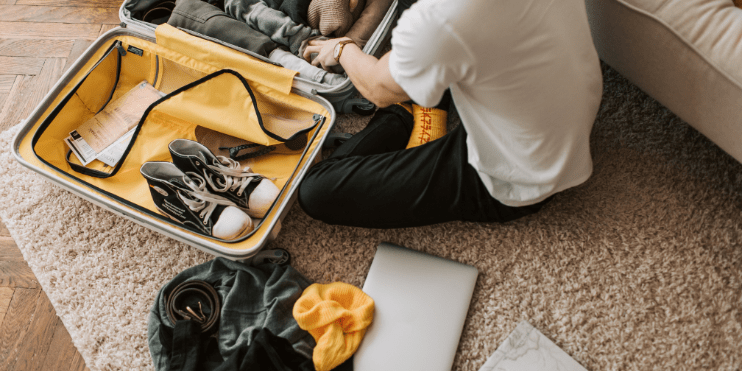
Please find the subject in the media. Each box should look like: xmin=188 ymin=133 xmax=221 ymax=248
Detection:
xmin=166 ymin=279 xmax=220 ymax=334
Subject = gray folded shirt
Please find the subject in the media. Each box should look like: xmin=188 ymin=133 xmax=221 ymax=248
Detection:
xmin=269 ymin=48 xmax=346 ymax=85
xmin=225 ymin=0 xmax=319 ymax=54
xmin=168 ymin=0 xmax=278 ymax=57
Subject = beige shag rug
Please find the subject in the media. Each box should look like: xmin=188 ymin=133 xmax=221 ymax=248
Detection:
xmin=1 ymin=64 xmax=741 ymax=371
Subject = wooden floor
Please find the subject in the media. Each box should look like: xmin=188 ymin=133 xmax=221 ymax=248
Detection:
xmin=0 ymin=220 xmax=90 ymax=370
xmin=0 ymin=0 xmax=121 ymax=134
xmin=0 ymin=0 xmax=125 ymax=369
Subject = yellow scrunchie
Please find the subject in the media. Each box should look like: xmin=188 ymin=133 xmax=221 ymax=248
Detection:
xmin=293 ymin=282 xmax=375 ymax=371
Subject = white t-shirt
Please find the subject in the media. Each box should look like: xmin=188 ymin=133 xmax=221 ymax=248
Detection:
xmin=389 ymin=0 xmax=603 ymax=207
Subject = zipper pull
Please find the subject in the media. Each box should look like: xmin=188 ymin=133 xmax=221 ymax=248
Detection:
xmin=313 ymin=114 xmax=325 ymax=126
xmin=115 ymin=41 xmax=127 ymax=56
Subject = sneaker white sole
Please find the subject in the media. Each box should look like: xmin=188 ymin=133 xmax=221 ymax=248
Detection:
xmin=154 ymin=205 xmax=253 ymax=239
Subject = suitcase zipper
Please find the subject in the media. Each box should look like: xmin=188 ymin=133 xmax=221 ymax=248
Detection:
xmin=116 ymin=41 xmax=127 ymax=56
xmin=95 ymin=40 xmax=125 ymax=115
xmin=32 ymin=39 xmax=123 ymax=177
xmin=153 ymin=55 xmax=160 ymax=88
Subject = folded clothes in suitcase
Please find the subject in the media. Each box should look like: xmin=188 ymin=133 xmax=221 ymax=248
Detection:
xmin=13 ymin=24 xmax=335 ymax=260
xmin=120 ymin=0 xmax=398 ymax=114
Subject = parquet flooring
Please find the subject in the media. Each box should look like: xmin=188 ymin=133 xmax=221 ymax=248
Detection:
xmin=0 ymin=0 xmax=120 ymax=133
xmin=0 ymin=221 xmax=89 ymax=370
xmin=0 ymin=0 xmax=123 ymax=369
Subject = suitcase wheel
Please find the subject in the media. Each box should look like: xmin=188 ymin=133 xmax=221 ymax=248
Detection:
xmin=343 ymin=98 xmax=375 ymax=116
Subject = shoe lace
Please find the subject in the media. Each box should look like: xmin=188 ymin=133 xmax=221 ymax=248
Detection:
xmin=179 ymin=174 xmax=238 ymax=225
xmin=203 ymin=156 xmax=266 ymax=197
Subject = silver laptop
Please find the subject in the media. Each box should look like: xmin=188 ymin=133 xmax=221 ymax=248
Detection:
xmin=354 ymin=242 xmax=479 ymax=371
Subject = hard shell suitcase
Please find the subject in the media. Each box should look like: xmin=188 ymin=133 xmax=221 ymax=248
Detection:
xmin=119 ymin=0 xmax=399 ymax=115
xmin=12 ymin=24 xmax=342 ymax=260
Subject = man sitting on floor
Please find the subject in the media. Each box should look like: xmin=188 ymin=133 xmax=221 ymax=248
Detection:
xmin=298 ymin=0 xmax=603 ymax=228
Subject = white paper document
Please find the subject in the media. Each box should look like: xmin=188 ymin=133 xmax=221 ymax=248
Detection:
xmin=479 ymin=321 xmax=587 ymax=371
xmin=66 ymin=81 xmax=164 ymax=166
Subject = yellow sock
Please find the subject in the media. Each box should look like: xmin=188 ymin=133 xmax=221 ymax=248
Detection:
xmin=406 ymin=104 xmax=447 ymax=148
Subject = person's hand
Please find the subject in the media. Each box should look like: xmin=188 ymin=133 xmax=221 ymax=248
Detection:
xmin=302 ymin=37 xmax=352 ymax=71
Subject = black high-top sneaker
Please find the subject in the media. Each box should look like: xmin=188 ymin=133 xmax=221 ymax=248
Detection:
xmin=168 ymin=139 xmax=280 ymax=219
xmin=140 ymin=162 xmax=253 ymax=239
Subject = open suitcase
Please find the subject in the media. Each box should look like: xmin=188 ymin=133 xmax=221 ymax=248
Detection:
xmin=10 ymin=3 xmax=395 ymax=261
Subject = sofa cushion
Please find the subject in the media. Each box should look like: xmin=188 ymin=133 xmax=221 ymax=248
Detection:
xmin=625 ymin=0 xmax=742 ymax=85
xmin=586 ymin=0 xmax=742 ymax=162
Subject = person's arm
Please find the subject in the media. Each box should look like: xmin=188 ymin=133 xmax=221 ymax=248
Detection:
xmin=302 ymin=37 xmax=409 ymax=108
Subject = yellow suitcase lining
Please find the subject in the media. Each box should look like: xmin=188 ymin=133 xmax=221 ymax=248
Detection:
xmin=27 ymin=30 xmax=331 ymax=246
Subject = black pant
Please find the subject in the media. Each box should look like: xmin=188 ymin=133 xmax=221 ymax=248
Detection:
xmin=298 ymin=105 xmax=551 ymax=228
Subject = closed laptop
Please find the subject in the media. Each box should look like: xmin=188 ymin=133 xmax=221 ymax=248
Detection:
xmin=354 ymin=242 xmax=478 ymax=371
